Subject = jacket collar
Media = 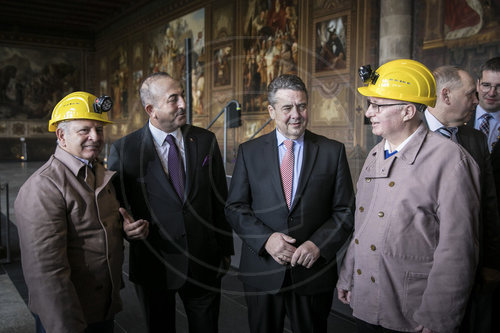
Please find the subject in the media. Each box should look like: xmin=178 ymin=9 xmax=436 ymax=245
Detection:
xmin=53 ymin=145 xmax=115 ymax=191
xmin=366 ymin=122 xmax=428 ymax=178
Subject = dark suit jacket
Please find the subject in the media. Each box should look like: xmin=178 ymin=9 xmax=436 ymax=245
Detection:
xmin=465 ymin=115 xmax=500 ymax=270
xmin=225 ymin=130 xmax=355 ymax=295
xmin=108 ymin=123 xmax=234 ymax=290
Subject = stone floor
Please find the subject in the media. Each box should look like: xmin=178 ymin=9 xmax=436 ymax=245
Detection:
xmin=0 ymin=161 xmax=356 ymax=333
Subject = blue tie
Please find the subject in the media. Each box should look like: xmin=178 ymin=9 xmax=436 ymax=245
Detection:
xmin=165 ymin=135 xmax=185 ymax=200
xmin=384 ymin=150 xmax=398 ymax=159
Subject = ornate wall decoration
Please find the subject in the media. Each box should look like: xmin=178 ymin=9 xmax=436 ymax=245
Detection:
xmin=213 ymin=43 xmax=233 ymax=88
xmin=147 ymin=8 xmax=206 ymax=115
xmin=0 ymin=45 xmax=81 ymax=124
xmin=242 ymin=0 xmax=299 ymax=112
xmin=109 ymin=44 xmax=129 ymax=120
xmin=314 ymin=12 xmax=349 ymax=75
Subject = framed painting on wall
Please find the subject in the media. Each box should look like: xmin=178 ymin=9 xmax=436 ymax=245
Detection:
xmin=148 ymin=8 xmax=206 ymax=115
xmin=242 ymin=0 xmax=299 ymax=112
xmin=213 ymin=42 xmax=232 ymax=89
xmin=314 ymin=12 xmax=350 ymax=75
xmin=0 ymin=45 xmax=81 ymax=123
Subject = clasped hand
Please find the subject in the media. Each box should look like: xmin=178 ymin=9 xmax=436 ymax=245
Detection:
xmin=120 ymin=207 xmax=149 ymax=240
xmin=264 ymin=232 xmax=319 ymax=268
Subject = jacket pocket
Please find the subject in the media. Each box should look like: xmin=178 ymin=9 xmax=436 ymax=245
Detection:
xmin=402 ymin=271 xmax=428 ymax=318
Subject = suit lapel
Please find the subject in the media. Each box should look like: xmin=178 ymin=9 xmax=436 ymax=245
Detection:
xmin=290 ymin=130 xmax=318 ymax=211
xmin=263 ymin=132 xmax=285 ymax=206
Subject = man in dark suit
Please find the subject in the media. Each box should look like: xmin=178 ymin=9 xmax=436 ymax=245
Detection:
xmin=108 ymin=72 xmax=234 ymax=333
xmin=425 ymin=65 xmax=500 ymax=333
xmin=466 ymin=57 xmax=500 ymax=333
xmin=225 ymin=74 xmax=355 ymax=333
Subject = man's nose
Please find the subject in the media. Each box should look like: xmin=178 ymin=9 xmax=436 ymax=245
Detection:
xmin=178 ymin=96 xmax=186 ymax=109
xmin=89 ymin=128 xmax=102 ymax=140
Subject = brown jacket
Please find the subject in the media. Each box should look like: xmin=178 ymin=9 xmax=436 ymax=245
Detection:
xmin=337 ymin=124 xmax=481 ymax=332
xmin=14 ymin=146 xmax=124 ymax=333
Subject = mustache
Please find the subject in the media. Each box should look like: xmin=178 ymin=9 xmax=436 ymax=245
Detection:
xmin=176 ymin=108 xmax=186 ymax=117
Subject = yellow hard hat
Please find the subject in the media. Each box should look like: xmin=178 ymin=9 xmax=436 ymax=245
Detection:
xmin=48 ymin=91 xmax=114 ymax=132
xmin=357 ymin=59 xmax=436 ymax=107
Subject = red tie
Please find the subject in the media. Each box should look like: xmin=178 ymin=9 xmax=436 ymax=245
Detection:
xmin=280 ymin=140 xmax=294 ymax=209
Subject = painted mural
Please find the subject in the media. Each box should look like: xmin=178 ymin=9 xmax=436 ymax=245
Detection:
xmin=0 ymin=46 xmax=80 ymax=121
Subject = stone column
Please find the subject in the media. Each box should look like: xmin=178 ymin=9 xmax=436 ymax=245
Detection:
xmin=379 ymin=0 xmax=412 ymax=65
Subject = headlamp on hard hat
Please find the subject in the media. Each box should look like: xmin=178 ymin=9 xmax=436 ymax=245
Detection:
xmin=359 ymin=65 xmax=379 ymax=85
xmin=93 ymin=95 xmax=113 ymax=114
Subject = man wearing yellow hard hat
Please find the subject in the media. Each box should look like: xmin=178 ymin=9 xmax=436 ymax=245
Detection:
xmin=336 ymin=59 xmax=481 ymax=333
xmin=14 ymin=92 xmax=148 ymax=333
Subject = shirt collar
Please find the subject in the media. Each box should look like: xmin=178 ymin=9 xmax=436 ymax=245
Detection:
xmin=275 ymin=129 xmax=304 ymax=147
xmin=384 ymin=128 xmax=419 ymax=153
xmin=476 ymin=104 xmax=500 ymax=122
xmin=424 ymin=109 xmax=445 ymax=131
xmin=148 ymin=121 xmax=183 ymax=146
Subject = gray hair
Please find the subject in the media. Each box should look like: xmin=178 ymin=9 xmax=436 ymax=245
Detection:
xmin=139 ymin=72 xmax=173 ymax=108
xmin=433 ymin=65 xmax=463 ymax=93
xmin=267 ymin=74 xmax=308 ymax=106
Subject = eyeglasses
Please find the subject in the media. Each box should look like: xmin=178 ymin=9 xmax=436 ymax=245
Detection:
xmin=367 ymin=100 xmax=408 ymax=113
xmin=479 ymin=82 xmax=500 ymax=94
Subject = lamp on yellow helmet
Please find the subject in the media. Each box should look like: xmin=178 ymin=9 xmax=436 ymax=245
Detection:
xmin=48 ymin=91 xmax=114 ymax=132
xmin=357 ymin=59 xmax=437 ymax=107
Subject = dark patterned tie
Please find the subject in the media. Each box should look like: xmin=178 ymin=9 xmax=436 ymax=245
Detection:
xmin=437 ymin=127 xmax=452 ymax=139
xmin=280 ymin=140 xmax=294 ymax=209
xmin=479 ymin=113 xmax=493 ymax=137
xmin=165 ymin=135 xmax=185 ymax=200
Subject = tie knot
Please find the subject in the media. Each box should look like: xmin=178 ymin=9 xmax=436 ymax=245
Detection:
xmin=437 ymin=126 xmax=453 ymax=139
xmin=284 ymin=139 xmax=294 ymax=150
xmin=165 ymin=134 xmax=176 ymax=146
xmin=482 ymin=113 xmax=493 ymax=121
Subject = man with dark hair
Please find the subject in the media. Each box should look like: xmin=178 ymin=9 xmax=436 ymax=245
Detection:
xmin=225 ymin=74 xmax=355 ymax=333
xmin=108 ymin=72 xmax=234 ymax=333
xmin=466 ymin=57 xmax=500 ymax=333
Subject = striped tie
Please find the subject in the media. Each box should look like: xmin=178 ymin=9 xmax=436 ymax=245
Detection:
xmin=280 ymin=140 xmax=294 ymax=209
xmin=437 ymin=127 xmax=452 ymax=139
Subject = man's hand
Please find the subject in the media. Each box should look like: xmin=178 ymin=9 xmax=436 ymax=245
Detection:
xmin=120 ymin=208 xmax=149 ymax=240
xmin=290 ymin=240 xmax=320 ymax=268
xmin=265 ymin=232 xmax=296 ymax=265
xmin=337 ymin=288 xmax=351 ymax=304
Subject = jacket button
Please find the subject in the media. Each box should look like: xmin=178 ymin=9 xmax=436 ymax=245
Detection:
xmin=359 ymin=206 xmax=364 ymax=212
xmin=357 ymin=269 xmax=362 ymax=275
xmin=370 ymin=245 xmax=376 ymax=251
xmin=388 ymin=181 xmax=395 ymax=187
xmin=378 ymin=211 xmax=384 ymax=217
xmin=355 ymin=239 xmax=359 ymax=244
xmin=365 ymin=178 xmax=371 ymax=183
xmin=371 ymin=276 xmax=376 ymax=283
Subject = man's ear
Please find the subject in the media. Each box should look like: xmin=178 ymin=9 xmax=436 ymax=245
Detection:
xmin=402 ymin=104 xmax=417 ymax=122
xmin=441 ymin=88 xmax=451 ymax=105
xmin=145 ymin=104 xmax=155 ymax=118
xmin=56 ymin=127 xmax=66 ymax=147
xmin=268 ymin=104 xmax=276 ymax=120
